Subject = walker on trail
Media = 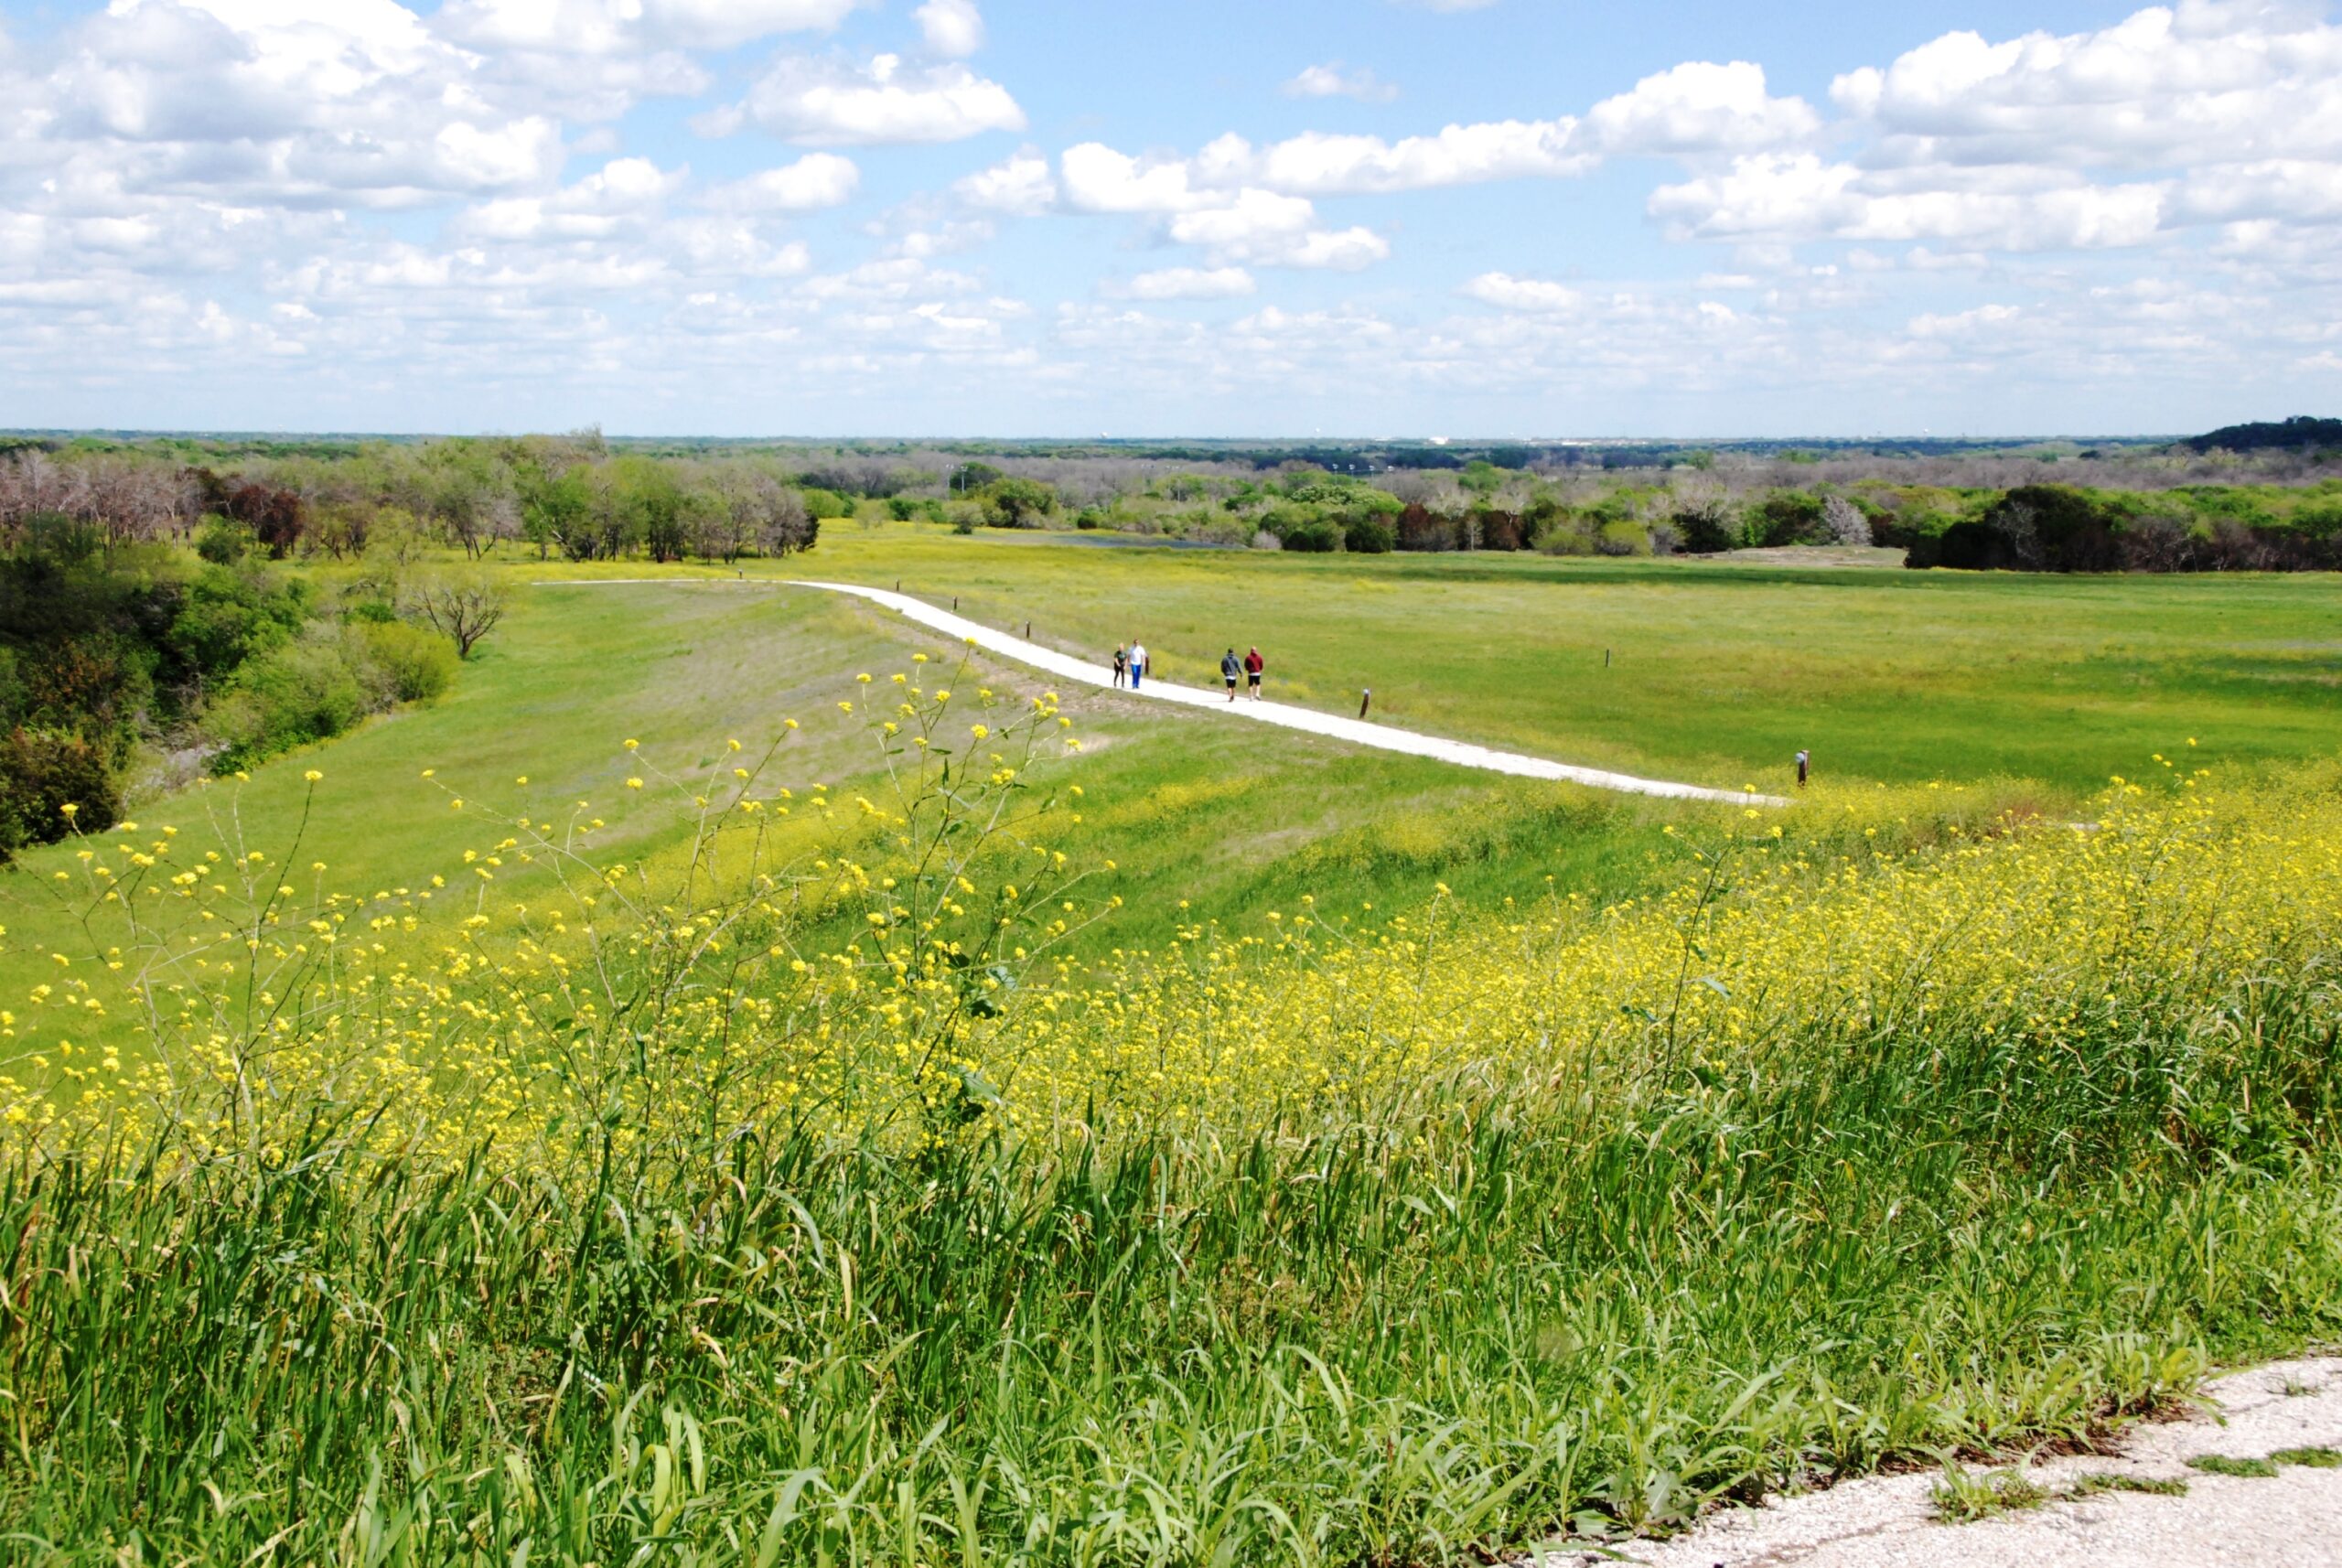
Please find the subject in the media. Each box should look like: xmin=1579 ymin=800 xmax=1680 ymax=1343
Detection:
xmin=1112 ymin=644 xmax=1128 ymax=689
xmin=1221 ymin=649 xmax=1241 ymax=703
xmin=1244 ymin=646 xmax=1263 ymax=700
xmin=1128 ymin=640 xmax=1147 ymax=691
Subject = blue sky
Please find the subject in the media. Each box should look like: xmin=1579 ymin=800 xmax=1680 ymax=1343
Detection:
xmin=1 ymin=0 xmax=2337 ymax=436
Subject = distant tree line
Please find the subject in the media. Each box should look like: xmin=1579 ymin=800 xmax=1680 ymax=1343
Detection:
xmin=2176 ymin=415 xmax=2342 ymax=456
xmin=0 ymin=434 xmax=822 ymax=566
xmin=6 ymin=433 xmax=2340 ymax=576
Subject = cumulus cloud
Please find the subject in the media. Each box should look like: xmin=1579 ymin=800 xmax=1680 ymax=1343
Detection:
xmin=1830 ymin=2 xmax=2342 ymax=169
xmin=955 ymin=149 xmax=1058 ymax=214
xmin=1284 ymin=62 xmax=1399 ymax=102
xmin=913 ymin=0 xmax=986 ymax=59
xmin=1106 ymin=266 xmax=1258 ymax=300
xmin=1167 ymin=190 xmax=1389 ymax=270
xmin=1650 ymin=2 xmax=2342 ymax=253
xmin=1460 ymin=272 xmax=1585 ymax=313
xmin=1053 ymin=62 xmax=1810 ymax=209
xmin=437 ymin=0 xmax=865 ymax=55
xmin=1224 ymin=121 xmax=1596 ymax=194
xmin=1651 ymin=153 xmax=2169 ymax=249
xmin=703 ymin=152 xmax=862 ymax=211
xmin=736 ymin=53 xmax=1026 ymax=145
xmin=30 ymin=0 xmax=568 ymax=206
xmin=454 ymin=156 xmax=685 ymax=241
xmin=1582 ymin=60 xmax=1819 ymax=156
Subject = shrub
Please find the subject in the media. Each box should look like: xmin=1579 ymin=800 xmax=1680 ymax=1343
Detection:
xmin=0 ymin=726 xmax=119 ymax=855
xmin=886 ymin=498 xmax=919 ymax=521
xmin=353 ymin=621 xmax=457 ymax=703
xmin=1343 ymin=513 xmax=1397 ymax=553
xmin=1746 ymin=491 xmax=1827 ymax=547
xmin=979 ymin=478 xmax=1060 ymax=529
xmin=1280 ymin=517 xmax=1344 ymax=553
xmin=195 ymin=517 xmax=252 ymax=564
xmin=1596 ymin=518 xmax=1650 ymax=556
xmin=1250 ymin=529 xmax=1283 ymax=551
xmin=202 ymin=632 xmax=369 ymax=771
xmin=1672 ymin=505 xmax=1738 ymax=553
xmin=800 ymin=488 xmax=854 ymax=521
xmin=167 ymin=564 xmax=307 ymax=682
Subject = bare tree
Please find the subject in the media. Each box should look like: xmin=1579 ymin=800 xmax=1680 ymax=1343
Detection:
xmin=403 ymin=570 xmax=509 ymax=660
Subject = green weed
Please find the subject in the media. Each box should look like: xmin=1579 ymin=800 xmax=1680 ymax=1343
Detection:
xmin=2270 ymin=1446 xmax=2342 ymax=1468
xmin=1931 ymin=1463 xmax=2050 ymax=1523
xmin=2064 ymin=1473 xmax=2189 ymax=1498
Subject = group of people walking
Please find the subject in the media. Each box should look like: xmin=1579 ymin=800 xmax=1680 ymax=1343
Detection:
xmin=1112 ymin=641 xmax=1265 ymax=701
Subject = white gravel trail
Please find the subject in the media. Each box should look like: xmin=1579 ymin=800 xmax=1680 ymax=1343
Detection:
xmin=1563 ymin=1355 xmax=2342 ymax=1568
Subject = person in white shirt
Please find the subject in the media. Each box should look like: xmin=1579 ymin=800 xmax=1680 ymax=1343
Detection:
xmin=1128 ymin=641 xmax=1147 ymax=691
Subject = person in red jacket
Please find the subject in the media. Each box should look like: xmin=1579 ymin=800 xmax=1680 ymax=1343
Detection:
xmin=1243 ymin=646 xmax=1264 ymax=700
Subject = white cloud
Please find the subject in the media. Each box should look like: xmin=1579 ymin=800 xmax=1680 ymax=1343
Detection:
xmin=1460 ymin=272 xmax=1585 ymax=313
xmin=913 ymin=0 xmax=985 ymax=59
xmin=1060 ymin=143 xmax=1209 ymax=212
xmin=1583 ymin=60 xmax=1819 ymax=156
xmin=1907 ymin=302 xmax=2022 ymax=339
xmin=1642 ymin=3 xmax=2342 ymax=255
xmin=738 ymin=53 xmax=1026 ymax=145
xmin=1832 ymin=3 xmax=2342 ymax=169
xmin=703 ymin=152 xmax=862 ymax=211
xmin=1650 ymin=152 xmax=2168 ymax=250
xmin=27 ymin=0 xmax=569 ymax=206
xmin=1107 ymin=266 xmax=1257 ymax=300
xmin=454 ymin=156 xmax=685 ymax=241
xmin=437 ymin=0 xmax=865 ymax=55
xmin=955 ymin=150 xmax=1058 ymax=214
xmin=1052 ymin=68 xmax=1810 ymax=209
xmin=1284 ymin=62 xmax=1399 ymax=103
xmin=1232 ymin=121 xmax=1596 ymax=195
xmin=1166 ymin=189 xmax=1389 ymax=270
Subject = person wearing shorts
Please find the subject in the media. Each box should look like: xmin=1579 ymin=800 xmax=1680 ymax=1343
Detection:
xmin=1220 ymin=649 xmax=1241 ymax=702
xmin=1244 ymin=646 xmax=1263 ymax=699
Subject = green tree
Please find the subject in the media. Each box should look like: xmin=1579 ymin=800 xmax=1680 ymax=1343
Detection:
xmin=979 ymin=478 xmax=1059 ymax=529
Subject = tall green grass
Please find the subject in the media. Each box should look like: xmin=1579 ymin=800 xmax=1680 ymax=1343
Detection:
xmin=8 ymin=963 xmax=2339 ymax=1564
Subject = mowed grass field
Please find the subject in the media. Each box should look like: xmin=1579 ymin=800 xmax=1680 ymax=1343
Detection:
xmin=784 ymin=526 xmax=2342 ymax=794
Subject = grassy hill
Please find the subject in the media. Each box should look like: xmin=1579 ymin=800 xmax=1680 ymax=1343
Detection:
xmin=8 ymin=534 xmax=2342 ymax=1565
xmin=11 ymin=532 xmax=2342 ymax=1022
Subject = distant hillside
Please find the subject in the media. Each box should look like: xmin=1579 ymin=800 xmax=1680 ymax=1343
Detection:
xmin=2179 ymin=415 xmax=2342 ymax=453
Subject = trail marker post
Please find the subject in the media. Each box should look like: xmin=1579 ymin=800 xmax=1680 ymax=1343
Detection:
xmin=1360 ymin=690 xmax=1372 ymax=719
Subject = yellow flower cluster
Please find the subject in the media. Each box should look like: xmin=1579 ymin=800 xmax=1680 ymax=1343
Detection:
xmin=5 ymin=668 xmax=2335 ymax=1185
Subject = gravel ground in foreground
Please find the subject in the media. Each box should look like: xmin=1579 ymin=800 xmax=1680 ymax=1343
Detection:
xmin=1542 ymin=1355 xmax=2342 ymax=1568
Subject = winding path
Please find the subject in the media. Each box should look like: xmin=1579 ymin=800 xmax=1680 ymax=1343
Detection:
xmin=540 ymin=577 xmax=1787 ymax=806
